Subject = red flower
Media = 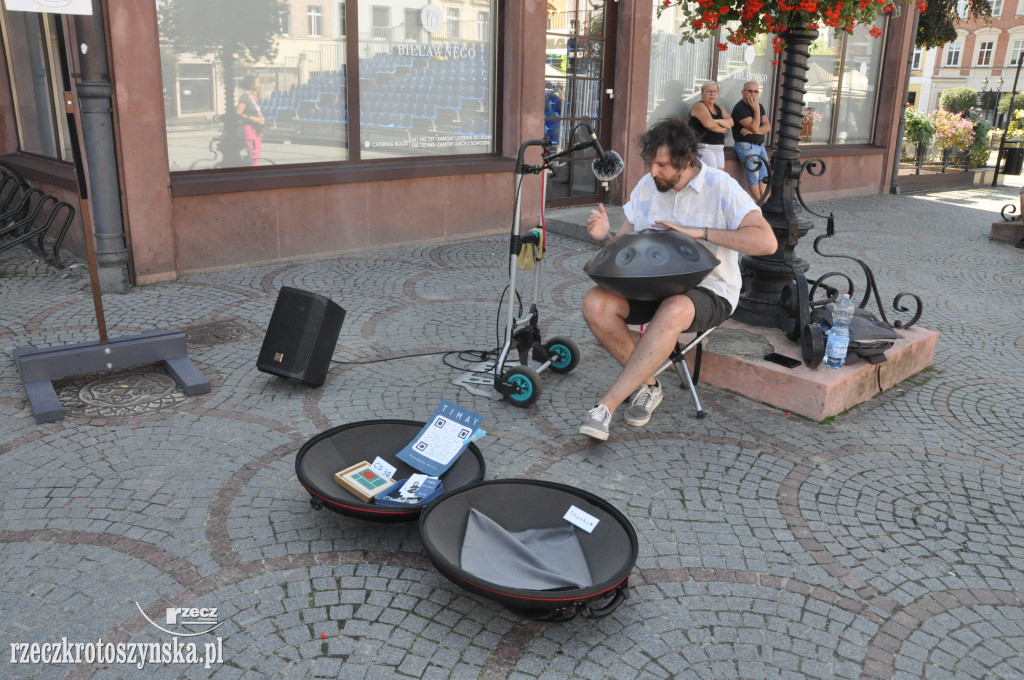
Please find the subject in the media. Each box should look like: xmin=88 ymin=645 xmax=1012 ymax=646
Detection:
xmin=869 ymin=24 xmax=883 ymax=37
xmin=717 ymin=42 xmax=729 ymax=51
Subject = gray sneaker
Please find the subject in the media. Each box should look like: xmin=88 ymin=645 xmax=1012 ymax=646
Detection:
xmin=624 ymin=381 xmax=663 ymax=427
xmin=579 ymin=404 xmax=613 ymax=440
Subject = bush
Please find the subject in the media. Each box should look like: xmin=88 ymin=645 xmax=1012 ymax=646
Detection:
xmin=965 ymin=109 xmax=992 ymax=168
xmin=939 ymin=87 xmax=979 ymax=115
xmin=904 ymin=106 xmax=934 ymax=146
xmin=997 ymin=93 xmax=1024 ymax=117
xmin=931 ymin=109 xmax=975 ymax=152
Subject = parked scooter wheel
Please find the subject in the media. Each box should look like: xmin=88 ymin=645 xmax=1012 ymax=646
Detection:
xmin=502 ymin=366 xmax=541 ymax=407
xmin=543 ymin=337 xmax=580 ymax=374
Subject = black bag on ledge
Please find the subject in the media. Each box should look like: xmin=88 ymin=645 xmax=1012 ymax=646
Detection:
xmin=811 ymin=303 xmax=900 ymax=365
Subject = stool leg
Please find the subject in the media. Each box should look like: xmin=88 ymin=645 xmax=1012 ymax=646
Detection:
xmin=673 ymin=356 xmax=706 ymax=419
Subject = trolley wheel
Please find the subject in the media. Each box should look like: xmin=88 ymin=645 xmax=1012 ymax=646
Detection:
xmin=544 ymin=336 xmax=580 ymax=374
xmin=502 ymin=366 xmax=541 ymax=407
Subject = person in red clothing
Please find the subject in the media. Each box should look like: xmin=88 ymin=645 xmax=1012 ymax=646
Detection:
xmin=236 ymin=75 xmax=265 ymax=166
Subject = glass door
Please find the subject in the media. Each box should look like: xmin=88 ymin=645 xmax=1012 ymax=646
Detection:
xmin=544 ymin=0 xmax=616 ymax=206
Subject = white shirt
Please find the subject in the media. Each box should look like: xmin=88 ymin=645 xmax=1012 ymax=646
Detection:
xmin=623 ymin=164 xmax=760 ymax=310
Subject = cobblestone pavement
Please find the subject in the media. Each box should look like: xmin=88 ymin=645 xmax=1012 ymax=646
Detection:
xmin=2 ymin=175 xmax=1023 ymax=680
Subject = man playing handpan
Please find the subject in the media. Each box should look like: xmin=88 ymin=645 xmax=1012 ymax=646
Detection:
xmin=579 ymin=117 xmax=777 ymax=440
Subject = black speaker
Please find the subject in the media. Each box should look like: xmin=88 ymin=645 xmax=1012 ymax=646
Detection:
xmin=257 ymin=287 xmax=345 ymax=386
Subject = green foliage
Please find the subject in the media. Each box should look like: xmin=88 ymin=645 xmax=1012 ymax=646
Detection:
xmin=939 ymin=87 xmax=978 ymax=115
xmin=916 ymin=0 xmax=991 ymax=49
xmin=903 ymin=105 xmax=934 ymax=145
xmin=997 ymin=93 xmax=1024 ymax=116
xmin=158 ymin=0 xmax=283 ymax=64
xmin=965 ymin=110 xmax=992 ymax=168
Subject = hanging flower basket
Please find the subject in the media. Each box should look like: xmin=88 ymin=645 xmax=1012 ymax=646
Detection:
xmin=657 ymin=0 xmax=925 ymax=54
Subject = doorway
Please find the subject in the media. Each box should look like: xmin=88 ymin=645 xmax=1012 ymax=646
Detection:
xmin=543 ymin=0 xmax=617 ymax=207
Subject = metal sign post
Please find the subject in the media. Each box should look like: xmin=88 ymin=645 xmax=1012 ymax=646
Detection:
xmin=12 ymin=2 xmax=210 ymax=424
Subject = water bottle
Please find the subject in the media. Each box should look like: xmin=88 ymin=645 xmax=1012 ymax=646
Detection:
xmin=824 ymin=294 xmax=855 ymax=369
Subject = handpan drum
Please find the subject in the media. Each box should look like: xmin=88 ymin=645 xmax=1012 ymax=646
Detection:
xmin=583 ymin=229 xmax=720 ymax=301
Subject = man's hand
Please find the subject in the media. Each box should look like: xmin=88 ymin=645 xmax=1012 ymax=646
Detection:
xmin=652 ymin=220 xmax=702 ymax=241
xmin=587 ymin=204 xmax=611 ymax=242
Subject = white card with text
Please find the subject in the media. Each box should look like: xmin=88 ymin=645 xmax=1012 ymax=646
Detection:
xmin=563 ymin=505 xmax=599 ymax=534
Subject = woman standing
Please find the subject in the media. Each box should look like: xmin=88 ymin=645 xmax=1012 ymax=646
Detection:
xmin=236 ymin=75 xmax=265 ymax=166
xmin=688 ymin=82 xmax=732 ymax=169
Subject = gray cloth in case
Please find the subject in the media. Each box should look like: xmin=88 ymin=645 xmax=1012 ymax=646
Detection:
xmin=460 ymin=508 xmax=593 ymax=591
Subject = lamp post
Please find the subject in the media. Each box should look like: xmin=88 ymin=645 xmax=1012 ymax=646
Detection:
xmin=992 ymin=56 xmax=1023 ymax=187
xmin=733 ymin=27 xmax=818 ymax=328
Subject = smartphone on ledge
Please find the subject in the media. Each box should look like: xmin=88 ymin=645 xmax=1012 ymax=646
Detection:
xmin=764 ymin=353 xmax=801 ymax=369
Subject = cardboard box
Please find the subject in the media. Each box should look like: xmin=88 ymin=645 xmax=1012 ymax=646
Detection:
xmin=334 ymin=461 xmax=392 ymax=502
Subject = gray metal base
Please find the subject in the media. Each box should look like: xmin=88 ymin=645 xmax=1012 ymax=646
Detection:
xmin=13 ymin=329 xmax=211 ymax=424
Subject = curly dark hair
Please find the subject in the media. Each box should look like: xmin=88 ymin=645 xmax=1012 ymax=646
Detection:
xmin=639 ymin=117 xmax=699 ymax=169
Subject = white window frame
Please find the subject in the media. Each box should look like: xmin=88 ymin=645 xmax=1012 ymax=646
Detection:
xmin=945 ymin=42 xmax=962 ymax=67
xmin=988 ymin=0 xmax=1003 ymax=15
xmin=447 ymin=7 xmax=460 ymax=39
xmin=279 ymin=7 xmax=291 ymax=36
xmin=1010 ymin=38 xmax=1024 ymax=66
xmin=977 ymin=40 xmax=994 ymax=66
xmin=477 ymin=11 xmax=489 ymax=43
xmin=308 ymin=5 xmax=323 ymax=37
xmin=911 ymin=46 xmax=923 ymax=70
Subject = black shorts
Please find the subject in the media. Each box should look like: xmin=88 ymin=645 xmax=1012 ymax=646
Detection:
xmin=624 ymin=288 xmax=732 ymax=332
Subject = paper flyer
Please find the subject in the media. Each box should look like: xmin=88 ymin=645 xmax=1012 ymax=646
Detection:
xmin=396 ymin=399 xmax=483 ymax=477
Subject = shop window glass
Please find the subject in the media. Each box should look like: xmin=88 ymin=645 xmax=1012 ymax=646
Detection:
xmin=358 ymin=0 xmax=496 ymax=160
xmin=836 ymin=24 xmax=883 ymax=144
xmin=158 ymin=0 xmax=497 ymax=170
xmin=646 ymin=4 xmax=775 ymax=140
xmin=0 ymin=8 xmax=72 ymax=161
xmin=804 ymin=29 xmax=841 ymax=145
xmin=647 ymin=2 xmax=712 ymax=127
xmin=715 ymin=28 xmax=776 ymax=127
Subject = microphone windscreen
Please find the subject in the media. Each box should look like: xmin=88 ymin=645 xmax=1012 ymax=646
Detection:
xmin=592 ymin=150 xmax=624 ymax=182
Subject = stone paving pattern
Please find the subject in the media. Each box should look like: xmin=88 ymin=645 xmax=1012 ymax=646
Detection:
xmin=2 ymin=176 xmax=1023 ymax=679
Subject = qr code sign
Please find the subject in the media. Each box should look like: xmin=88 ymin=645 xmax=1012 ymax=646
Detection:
xmin=415 ymin=441 xmax=428 ymax=452
xmin=458 ymin=428 xmax=470 ymax=440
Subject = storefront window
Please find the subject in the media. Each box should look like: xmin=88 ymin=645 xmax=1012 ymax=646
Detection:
xmin=805 ymin=24 xmax=885 ymax=145
xmin=0 ymin=8 xmax=72 ymax=161
xmin=358 ymin=0 xmax=495 ymax=160
xmin=647 ymin=3 xmax=711 ymax=127
xmin=157 ymin=0 xmax=496 ymax=171
xmin=646 ymin=4 xmax=774 ymax=139
xmin=836 ymin=24 xmax=883 ymax=144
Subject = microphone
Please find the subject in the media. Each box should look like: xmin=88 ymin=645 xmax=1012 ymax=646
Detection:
xmin=593 ymin=150 xmax=623 ymax=182
xmin=585 ymin=127 xmax=624 ymax=182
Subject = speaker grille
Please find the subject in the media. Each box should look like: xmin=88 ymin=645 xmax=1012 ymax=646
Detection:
xmin=257 ymin=287 xmax=345 ymax=385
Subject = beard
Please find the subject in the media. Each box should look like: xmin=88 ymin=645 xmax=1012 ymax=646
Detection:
xmin=653 ymin=171 xmax=681 ymax=192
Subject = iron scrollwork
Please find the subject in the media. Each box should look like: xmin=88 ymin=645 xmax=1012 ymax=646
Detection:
xmin=786 ymin=158 xmax=923 ymax=331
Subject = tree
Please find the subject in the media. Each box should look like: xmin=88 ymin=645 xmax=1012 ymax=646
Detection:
xmin=159 ymin=0 xmax=284 ymax=165
xmin=939 ymin=87 xmax=978 ymax=114
xmin=916 ymin=0 xmax=991 ymax=49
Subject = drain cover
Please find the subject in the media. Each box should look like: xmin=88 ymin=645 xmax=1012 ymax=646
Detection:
xmin=55 ymin=367 xmax=191 ymax=419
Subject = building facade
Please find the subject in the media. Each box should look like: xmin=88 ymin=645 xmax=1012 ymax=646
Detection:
xmin=0 ymin=0 xmax=916 ymax=285
xmin=923 ymin=0 xmax=1024 ymax=120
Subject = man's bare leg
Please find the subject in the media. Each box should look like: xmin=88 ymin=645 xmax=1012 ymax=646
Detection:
xmin=584 ymin=291 xmax=696 ymax=413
